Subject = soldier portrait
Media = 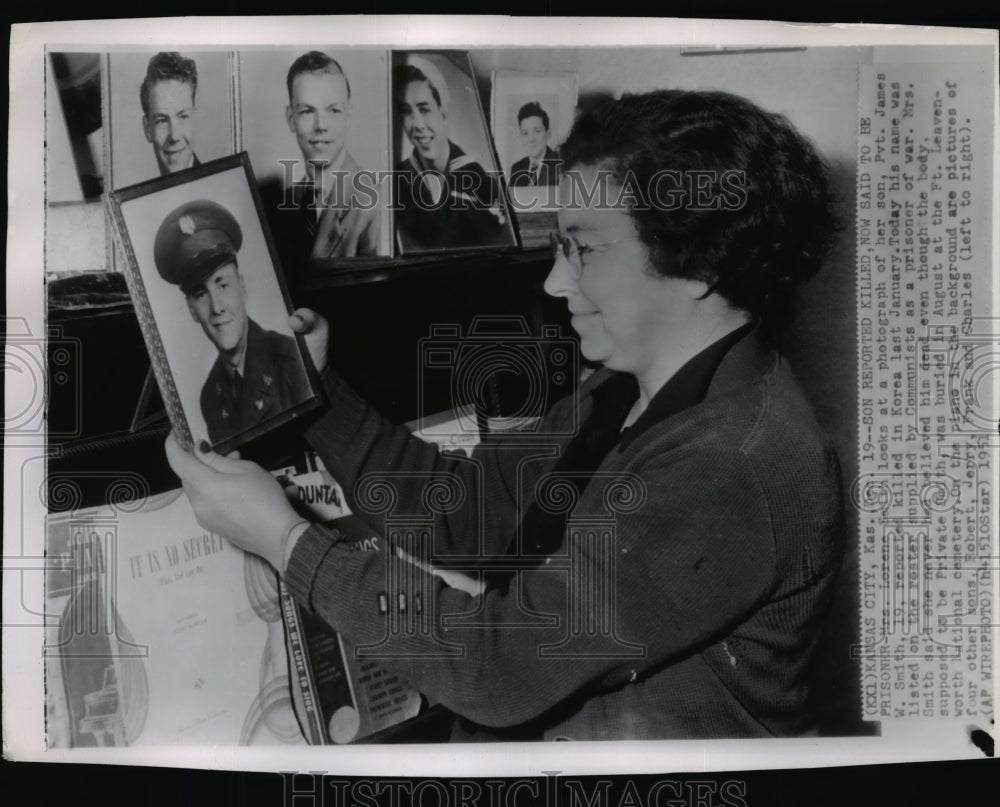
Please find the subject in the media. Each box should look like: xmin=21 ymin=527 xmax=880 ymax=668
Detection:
xmin=110 ymin=154 xmax=318 ymax=452
xmin=154 ymin=199 xmax=312 ymax=445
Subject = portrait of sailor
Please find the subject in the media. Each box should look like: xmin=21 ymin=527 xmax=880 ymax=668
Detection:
xmin=153 ymin=199 xmax=311 ymax=445
xmin=392 ymin=55 xmax=512 ymax=252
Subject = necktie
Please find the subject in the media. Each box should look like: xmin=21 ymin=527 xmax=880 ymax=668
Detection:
xmin=529 ymin=162 xmax=539 ymax=186
xmin=232 ymin=370 xmax=243 ymax=402
xmin=295 ymin=182 xmax=318 ymax=237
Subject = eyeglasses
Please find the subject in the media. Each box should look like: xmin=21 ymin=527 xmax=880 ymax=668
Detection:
xmin=549 ymin=231 xmax=633 ymax=276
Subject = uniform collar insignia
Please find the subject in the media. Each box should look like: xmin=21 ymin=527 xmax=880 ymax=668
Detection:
xmin=255 ymin=399 xmax=264 ymax=411
xmin=221 ymin=408 xmax=229 ymax=420
xmin=262 ymin=374 xmax=272 ymax=387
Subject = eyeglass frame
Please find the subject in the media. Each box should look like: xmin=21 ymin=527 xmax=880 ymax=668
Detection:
xmin=549 ymin=230 xmax=637 ymax=272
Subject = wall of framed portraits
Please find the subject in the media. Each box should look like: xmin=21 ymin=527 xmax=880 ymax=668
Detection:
xmin=45 ymin=46 xmax=858 ymax=271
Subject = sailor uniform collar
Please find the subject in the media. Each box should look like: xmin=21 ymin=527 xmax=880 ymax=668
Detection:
xmin=407 ymin=141 xmax=474 ymax=176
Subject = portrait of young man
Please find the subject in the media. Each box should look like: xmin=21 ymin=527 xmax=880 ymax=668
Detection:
xmin=153 ymin=198 xmax=311 ymax=446
xmin=140 ymin=51 xmax=201 ymax=176
xmin=392 ymin=53 xmax=514 ymax=254
xmin=257 ymin=50 xmax=382 ymax=277
xmin=108 ymin=50 xmax=232 ymax=190
xmin=508 ymin=101 xmax=561 ymax=187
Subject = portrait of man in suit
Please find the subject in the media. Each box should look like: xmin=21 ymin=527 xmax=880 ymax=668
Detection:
xmin=508 ymin=101 xmax=561 ymax=187
xmin=153 ymin=199 xmax=311 ymax=446
xmin=140 ymin=52 xmax=201 ymax=176
xmin=259 ymin=51 xmax=380 ymax=276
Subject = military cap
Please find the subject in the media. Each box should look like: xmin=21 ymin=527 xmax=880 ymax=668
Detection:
xmin=154 ymin=199 xmax=243 ymax=293
xmin=401 ymin=54 xmax=450 ymax=110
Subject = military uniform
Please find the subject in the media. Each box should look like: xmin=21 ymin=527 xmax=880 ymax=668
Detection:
xmin=394 ymin=142 xmax=512 ymax=253
xmin=199 ymin=318 xmax=311 ymax=445
xmin=153 ymin=199 xmax=312 ymax=447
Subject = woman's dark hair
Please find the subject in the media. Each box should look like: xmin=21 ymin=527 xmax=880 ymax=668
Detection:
xmin=560 ymin=90 xmax=839 ymax=320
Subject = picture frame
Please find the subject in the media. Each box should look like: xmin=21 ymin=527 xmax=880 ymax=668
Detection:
xmin=490 ymin=70 xmax=577 ymax=248
xmin=391 ymin=50 xmax=518 ymax=256
xmin=106 ymin=152 xmax=322 ymax=454
xmin=44 ymin=51 xmax=111 ymax=275
xmin=237 ymin=47 xmax=394 ymax=276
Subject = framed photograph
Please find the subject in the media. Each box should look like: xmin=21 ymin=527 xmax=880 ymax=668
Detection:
xmin=391 ymin=50 xmax=517 ymax=256
xmin=47 ymin=52 xmax=106 ymax=203
xmin=238 ymin=48 xmax=393 ymax=276
xmin=106 ymin=51 xmax=236 ymax=191
xmin=107 ymin=152 xmax=321 ymax=454
xmin=44 ymin=51 xmax=111 ymax=274
xmin=491 ymin=71 xmax=577 ymax=247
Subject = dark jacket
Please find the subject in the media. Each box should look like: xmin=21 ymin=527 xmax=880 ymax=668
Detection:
xmin=509 ymin=146 xmax=561 ymax=187
xmin=258 ymin=154 xmax=380 ymax=281
xmin=200 ymin=318 xmax=310 ymax=446
xmin=394 ymin=141 xmax=512 ymax=253
xmin=285 ymin=327 xmax=845 ymax=739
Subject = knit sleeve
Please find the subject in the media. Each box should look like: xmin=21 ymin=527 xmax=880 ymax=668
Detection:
xmin=283 ymin=445 xmax=777 ymax=728
xmin=303 ymin=366 xmax=568 ymax=559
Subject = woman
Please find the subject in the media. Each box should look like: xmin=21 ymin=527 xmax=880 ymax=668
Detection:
xmin=167 ymin=89 xmax=844 ymax=740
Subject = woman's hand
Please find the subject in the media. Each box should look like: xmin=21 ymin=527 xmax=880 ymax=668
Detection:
xmin=165 ymin=433 xmax=302 ymax=573
xmin=288 ymin=307 xmax=329 ymax=375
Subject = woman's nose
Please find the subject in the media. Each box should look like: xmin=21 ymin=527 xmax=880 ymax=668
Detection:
xmin=543 ymin=248 xmax=576 ymax=299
